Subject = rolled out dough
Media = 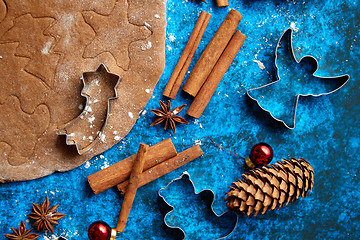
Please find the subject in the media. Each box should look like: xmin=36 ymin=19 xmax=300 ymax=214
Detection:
xmin=0 ymin=0 xmax=166 ymax=182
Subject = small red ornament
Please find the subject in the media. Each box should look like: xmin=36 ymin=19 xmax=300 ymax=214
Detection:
xmin=88 ymin=221 xmax=116 ymax=240
xmin=245 ymin=142 xmax=273 ymax=168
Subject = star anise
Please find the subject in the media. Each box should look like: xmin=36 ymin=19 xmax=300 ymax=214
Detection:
xmin=4 ymin=220 xmax=40 ymax=240
xmin=150 ymin=100 xmax=189 ymax=134
xmin=28 ymin=196 xmax=66 ymax=233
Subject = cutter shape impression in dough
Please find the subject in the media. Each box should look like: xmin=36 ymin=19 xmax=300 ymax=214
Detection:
xmin=247 ymin=28 xmax=350 ymax=129
xmin=57 ymin=64 xmax=121 ymax=155
xmin=158 ymin=172 xmax=238 ymax=240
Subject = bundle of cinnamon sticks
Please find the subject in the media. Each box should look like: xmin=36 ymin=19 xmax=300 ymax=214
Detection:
xmin=163 ymin=9 xmax=246 ymax=118
xmin=163 ymin=11 xmax=211 ymax=99
xmin=87 ymin=138 xmax=203 ymax=232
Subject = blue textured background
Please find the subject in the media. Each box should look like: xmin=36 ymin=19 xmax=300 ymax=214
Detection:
xmin=1 ymin=0 xmax=359 ymax=239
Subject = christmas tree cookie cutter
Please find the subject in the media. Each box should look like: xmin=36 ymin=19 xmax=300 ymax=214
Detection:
xmin=57 ymin=64 xmax=121 ymax=154
xmin=158 ymin=172 xmax=238 ymax=239
xmin=247 ymin=28 xmax=349 ymax=129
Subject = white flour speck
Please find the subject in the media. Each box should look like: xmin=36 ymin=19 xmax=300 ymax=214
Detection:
xmin=114 ymin=135 xmax=120 ymax=141
xmin=113 ymin=130 xmax=118 ymax=135
xmin=78 ymin=103 xmax=84 ymax=110
xmin=100 ymin=155 xmax=105 ymax=159
xmin=141 ymin=110 xmax=147 ymax=116
xmin=88 ymin=116 xmax=95 ymax=124
xmin=169 ymin=33 xmax=176 ymax=42
xmin=101 ymin=161 xmax=109 ymax=170
xmin=99 ymin=132 xmax=106 ymax=142
xmin=154 ymin=14 xmax=161 ymax=19
xmin=128 ymin=112 xmax=134 ymax=119
xmin=88 ymin=136 xmax=94 ymax=141
xmin=141 ymin=41 xmax=152 ymax=50
xmin=290 ymin=22 xmax=299 ymax=32
xmin=84 ymin=161 xmax=91 ymax=168
xmin=84 ymin=105 xmax=92 ymax=113
xmin=41 ymin=41 xmax=52 ymax=55
xmin=145 ymin=89 xmax=151 ymax=93
xmin=253 ymin=60 xmax=265 ymax=70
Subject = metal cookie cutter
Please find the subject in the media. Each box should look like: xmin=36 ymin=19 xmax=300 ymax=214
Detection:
xmin=57 ymin=237 xmax=68 ymax=240
xmin=158 ymin=172 xmax=238 ymax=239
xmin=57 ymin=64 xmax=121 ymax=154
xmin=247 ymin=28 xmax=350 ymax=129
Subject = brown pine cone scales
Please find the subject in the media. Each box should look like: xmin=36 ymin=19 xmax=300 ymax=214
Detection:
xmin=225 ymin=157 xmax=314 ymax=217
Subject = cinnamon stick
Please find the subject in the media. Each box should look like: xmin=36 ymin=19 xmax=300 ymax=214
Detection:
xmin=182 ymin=10 xmax=242 ymax=97
xmin=87 ymin=138 xmax=177 ymax=195
xmin=116 ymin=143 xmax=149 ymax=232
xmin=117 ymin=145 xmax=203 ymax=195
xmin=216 ymin=0 xmax=229 ymax=7
xmin=163 ymin=11 xmax=211 ymax=99
xmin=187 ymin=30 xmax=247 ymax=118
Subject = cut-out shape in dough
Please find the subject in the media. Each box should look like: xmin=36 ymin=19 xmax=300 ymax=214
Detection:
xmin=82 ymin=0 xmax=151 ymax=70
xmin=0 ymin=42 xmax=50 ymax=113
xmin=0 ymin=96 xmax=50 ymax=166
xmin=1 ymin=14 xmax=59 ymax=89
xmin=57 ymin=64 xmax=120 ymax=155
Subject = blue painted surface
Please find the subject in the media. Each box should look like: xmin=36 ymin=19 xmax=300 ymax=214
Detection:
xmin=1 ymin=0 xmax=360 ymax=239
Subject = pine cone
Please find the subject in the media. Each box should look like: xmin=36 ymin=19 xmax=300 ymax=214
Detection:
xmin=225 ymin=157 xmax=314 ymax=216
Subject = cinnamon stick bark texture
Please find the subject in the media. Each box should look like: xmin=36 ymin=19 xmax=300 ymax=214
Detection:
xmin=216 ymin=0 xmax=229 ymax=7
xmin=87 ymin=138 xmax=177 ymax=195
xmin=163 ymin=11 xmax=211 ymax=99
xmin=116 ymin=143 xmax=149 ymax=232
xmin=182 ymin=10 xmax=242 ymax=97
xmin=187 ymin=30 xmax=247 ymax=118
xmin=117 ymin=145 xmax=204 ymax=195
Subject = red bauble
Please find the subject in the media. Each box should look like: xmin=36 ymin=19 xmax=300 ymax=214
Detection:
xmin=88 ymin=221 xmax=111 ymax=240
xmin=245 ymin=142 xmax=273 ymax=168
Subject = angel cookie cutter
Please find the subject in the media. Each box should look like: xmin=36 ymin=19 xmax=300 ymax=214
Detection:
xmin=247 ymin=28 xmax=349 ymax=129
xmin=57 ymin=64 xmax=121 ymax=154
xmin=158 ymin=172 xmax=238 ymax=239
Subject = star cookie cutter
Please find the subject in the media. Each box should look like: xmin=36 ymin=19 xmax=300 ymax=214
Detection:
xmin=158 ymin=172 xmax=238 ymax=239
xmin=57 ymin=64 xmax=121 ymax=155
xmin=247 ymin=28 xmax=350 ymax=129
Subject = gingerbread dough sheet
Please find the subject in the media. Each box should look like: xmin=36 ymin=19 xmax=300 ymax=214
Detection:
xmin=0 ymin=0 xmax=166 ymax=182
